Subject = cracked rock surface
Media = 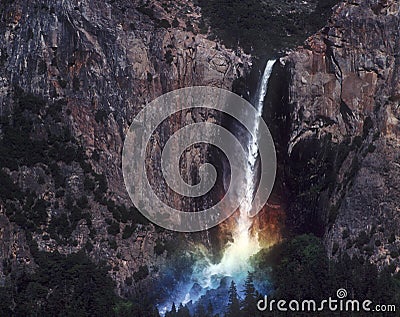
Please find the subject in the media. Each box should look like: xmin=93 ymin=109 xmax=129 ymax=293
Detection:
xmin=281 ymin=0 xmax=400 ymax=269
xmin=0 ymin=0 xmax=250 ymax=295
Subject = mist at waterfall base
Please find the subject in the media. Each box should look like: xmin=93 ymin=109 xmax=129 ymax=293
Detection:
xmin=158 ymin=60 xmax=277 ymax=316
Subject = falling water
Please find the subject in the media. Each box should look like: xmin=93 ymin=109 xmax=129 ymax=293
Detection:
xmin=201 ymin=59 xmax=277 ymax=284
xmin=159 ymin=60 xmax=276 ymax=314
xmin=242 ymin=59 xmax=276 ymax=214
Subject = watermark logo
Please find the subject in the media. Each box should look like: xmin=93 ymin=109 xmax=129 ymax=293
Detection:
xmin=122 ymin=86 xmax=276 ymax=232
xmin=257 ymin=288 xmax=397 ymax=313
xmin=336 ymin=288 xmax=347 ymax=299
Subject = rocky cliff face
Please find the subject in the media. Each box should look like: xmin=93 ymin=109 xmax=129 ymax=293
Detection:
xmin=2 ymin=0 xmax=398 ymax=303
xmin=0 ymin=0 xmax=250 ymax=295
xmin=280 ymin=0 xmax=400 ymax=269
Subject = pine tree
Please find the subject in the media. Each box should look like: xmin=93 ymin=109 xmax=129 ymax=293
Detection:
xmin=177 ymin=303 xmax=191 ymax=317
xmin=195 ymin=304 xmax=206 ymax=317
xmin=226 ymin=281 xmax=241 ymax=317
xmin=242 ymin=272 xmax=257 ymax=316
xmin=152 ymin=306 xmax=161 ymax=317
xmin=206 ymin=301 xmax=214 ymax=317
xmin=165 ymin=302 xmax=177 ymax=317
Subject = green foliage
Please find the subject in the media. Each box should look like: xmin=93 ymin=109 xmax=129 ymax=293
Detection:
xmin=253 ymin=234 xmax=400 ymax=311
xmin=109 ymin=238 xmax=118 ymax=250
xmin=92 ymin=149 xmax=100 ymax=161
xmin=177 ymin=303 xmax=191 ymax=317
xmin=355 ymin=230 xmax=370 ymax=249
xmin=346 ymin=238 xmax=354 ymax=249
xmin=130 ymin=206 xmax=150 ymax=226
xmin=165 ymin=303 xmax=177 ymax=317
xmin=57 ymin=76 xmax=68 ymax=88
xmin=157 ymin=19 xmax=171 ymax=29
xmin=49 ymin=163 xmax=64 ymax=188
xmin=198 ymin=19 xmax=207 ymax=34
xmin=226 ymin=281 xmax=241 ymax=317
xmin=0 ymin=87 xmax=107 ymax=243
xmin=241 ymin=272 xmax=258 ymax=316
xmin=257 ymin=234 xmax=329 ymax=300
xmin=0 ymin=170 xmax=22 ymax=201
xmin=122 ymin=224 xmax=135 ymax=239
xmin=77 ymin=195 xmax=89 ymax=209
xmin=71 ymin=205 xmax=83 ymax=223
xmin=0 ymin=88 xmax=86 ymax=170
xmin=0 ymin=79 xmax=164 ymax=317
xmin=95 ymin=109 xmax=108 ymax=123
xmin=108 ymin=201 xmax=131 ymax=224
xmin=37 ymin=176 xmax=45 ymax=184
xmin=153 ymin=237 xmax=184 ymax=257
xmin=0 ymin=250 xmax=118 ymax=317
xmin=363 ymin=244 xmax=374 ymax=256
xmin=185 ymin=21 xmax=194 ymax=33
xmin=107 ymin=221 xmax=120 ymax=235
xmin=133 ymin=265 xmax=149 ymax=282
xmin=342 ymin=228 xmax=350 ymax=239
xmin=172 ymin=17 xmax=179 ymax=28
xmin=48 ymin=194 xmax=92 ymax=243
xmin=85 ymin=241 xmax=94 ymax=252
xmin=136 ymin=5 xmax=156 ymax=20
xmin=193 ymin=304 xmax=205 ymax=317
xmin=48 ymin=213 xmax=73 ymax=241
xmin=165 ymin=50 xmax=174 ymax=65
xmin=106 ymin=203 xmax=149 ymax=228
xmin=113 ymin=300 xmax=160 ymax=317
xmin=161 ymin=303 xmax=187 ymax=317
xmin=368 ymin=143 xmax=376 ymax=153
xmin=30 ymin=198 xmax=48 ymax=227
xmin=83 ymin=175 xmax=96 ymax=192
xmin=0 ymin=115 xmax=47 ymax=169
xmin=198 ymin=0 xmax=338 ymax=55
xmin=351 ymin=135 xmax=363 ymax=149
xmin=124 ymin=277 xmax=132 ymax=286
xmin=14 ymin=87 xmax=45 ymax=113
xmin=0 ymin=287 xmax=12 ymax=315
xmin=5 ymin=191 xmax=49 ymax=232
xmin=154 ymin=238 xmax=166 ymax=256
xmin=95 ymin=173 xmax=108 ymax=193
xmin=0 ymin=47 xmax=9 ymax=68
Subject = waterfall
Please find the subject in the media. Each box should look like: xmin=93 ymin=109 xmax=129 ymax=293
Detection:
xmin=159 ymin=59 xmax=277 ymax=315
xmin=243 ymin=59 xmax=276 ymax=214
xmin=193 ymin=59 xmax=277 ymax=291
xmin=200 ymin=59 xmax=277 ymax=285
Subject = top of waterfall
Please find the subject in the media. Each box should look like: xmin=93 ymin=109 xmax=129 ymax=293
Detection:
xmin=255 ymin=59 xmax=276 ymax=111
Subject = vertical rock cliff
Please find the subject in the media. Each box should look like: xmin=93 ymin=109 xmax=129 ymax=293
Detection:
xmin=281 ymin=0 xmax=400 ymax=268
xmin=0 ymin=0 xmax=250 ymax=295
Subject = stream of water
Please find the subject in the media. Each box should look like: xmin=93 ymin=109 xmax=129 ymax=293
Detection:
xmin=159 ymin=59 xmax=276 ymax=315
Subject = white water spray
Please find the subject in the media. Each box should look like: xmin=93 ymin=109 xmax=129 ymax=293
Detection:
xmin=191 ymin=59 xmax=277 ymax=293
xmin=207 ymin=59 xmax=276 ymax=277
xmin=158 ymin=60 xmax=277 ymax=315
